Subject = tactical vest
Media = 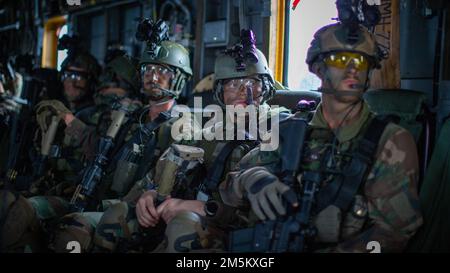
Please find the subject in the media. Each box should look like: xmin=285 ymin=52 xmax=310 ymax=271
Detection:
xmin=197 ymin=140 xmax=260 ymax=202
xmin=102 ymin=114 xmax=176 ymax=199
xmin=32 ymin=104 xmax=98 ymax=189
xmin=300 ymin=114 xmax=395 ymax=247
xmin=197 ymin=109 xmax=291 ymax=202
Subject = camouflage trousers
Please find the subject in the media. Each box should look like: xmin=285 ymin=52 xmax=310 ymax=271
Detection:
xmin=51 ymin=211 xmax=103 ymax=253
xmin=49 ymin=199 xmax=126 ymax=253
xmin=92 ymin=201 xmax=227 ymax=253
xmin=48 ymin=198 xmax=149 ymax=253
xmin=92 ymin=201 xmax=162 ymax=253
xmin=0 ymin=190 xmax=71 ymax=252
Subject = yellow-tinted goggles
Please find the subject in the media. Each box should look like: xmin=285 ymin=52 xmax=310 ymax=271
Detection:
xmin=323 ymin=52 xmax=371 ymax=71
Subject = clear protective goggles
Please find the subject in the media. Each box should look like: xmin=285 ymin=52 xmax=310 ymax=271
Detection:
xmin=61 ymin=69 xmax=88 ymax=82
xmin=141 ymin=63 xmax=174 ymax=81
xmin=223 ymin=77 xmax=263 ymax=98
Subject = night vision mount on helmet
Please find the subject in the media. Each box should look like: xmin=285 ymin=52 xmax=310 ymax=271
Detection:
xmin=306 ymin=0 xmax=386 ymax=71
xmin=223 ymin=29 xmax=259 ymax=72
xmin=136 ymin=19 xmax=170 ymax=60
xmin=213 ymin=29 xmax=275 ymax=107
xmin=136 ymin=18 xmax=192 ymax=99
xmin=336 ymin=0 xmax=381 ymax=30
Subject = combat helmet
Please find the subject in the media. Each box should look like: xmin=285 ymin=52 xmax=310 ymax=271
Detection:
xmin=213 ymin=34 xmax=275 ymax=107
xmin=306 ymin=23 xmax=382 ymax=73
xmin=137 ymin=18 xmax=192 ymax=99
xmin=58 ymin=35 xmax=101 ymax=93
xmin=98 ymin=53 xmax=140 ymax=95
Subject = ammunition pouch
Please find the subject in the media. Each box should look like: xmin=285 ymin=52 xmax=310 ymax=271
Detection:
xmin=313 ymin=205 xmax=341 ymax=243
xmin=110 ymin=143 xmax=144 ymax=196
xmin=111 ymin=159 xmax=139 ymax=196
xmin=340 ymin=195 xmax=368 ymax=240
xmin=312 ymin=195 xmax=368 ymax=244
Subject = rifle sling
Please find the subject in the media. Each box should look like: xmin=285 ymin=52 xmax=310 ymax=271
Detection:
xmin=118 ymin=111 xmax=171 ymax=180
xmin=202 ymin=114 xmax=290 ymax=195
xmin=315 ymin=115 xmax=396 ymax=212
xmin=203 ymin=141 xmax=246 ymax=194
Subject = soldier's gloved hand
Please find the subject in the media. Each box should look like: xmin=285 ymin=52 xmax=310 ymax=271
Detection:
xmin=239 ymin=166 xmax=298 ymax=221
xmin=36 ymin=105 xmax=55 ymax=132
xmin=136 ymin=190 xmax=160 ymax=228
xmin=36 ymin=100 xmax=71 ymax=118
xmin=36 ymin=100 xmax=73 ymax=129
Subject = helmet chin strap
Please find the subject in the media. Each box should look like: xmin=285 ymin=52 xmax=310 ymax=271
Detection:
xmin=142 ymin=83 xmax=177 ymax=104
xmin=150 ymin=96 xmax=174 ymax=106
xmin=213 ymin=82 xmax=226 ymax=109
xmin=152 ymin=85 xmax=176 ymax=98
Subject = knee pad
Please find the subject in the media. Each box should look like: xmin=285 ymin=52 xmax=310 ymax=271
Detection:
xmin=93 ymin=202 xmax=136 ymax=252
xmin=161 ymin=211 xmax=209 ymax=253
xmin=51 ymin=212 xmax=96 ymax=253
xmin=27 ymin=195 xmax=71 ymax=220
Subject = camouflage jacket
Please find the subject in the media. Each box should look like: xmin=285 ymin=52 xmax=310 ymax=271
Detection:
xmin=127 ymin=123 xmax=252 ymax=204
xmin=221 ymin=101 xmax=423 ymax=253
xmin=65 ymin=104 xmax=189 ymax=202
xmin=130 ymin=105 xmax=290 ymax=204
xmin=29 ymin=101 xmax=98 ymax=196
xmin=64 ymin=103 xmax=111 ymax=162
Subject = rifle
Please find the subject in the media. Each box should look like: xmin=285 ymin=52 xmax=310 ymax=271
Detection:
xmin=228 ymin=117 xmax=320 ymax=252
xmin=31 ymin=113 xmax=61 ymax=180
xmin=70 ymin=108 xmax=171 ymax=211
xmin=2 ymin=72 xmax=46 ymax=191
xmin=70 ymin=103 xmax=134 ymax=211
xmin=1 ymin=66 xmax=65 ymax=189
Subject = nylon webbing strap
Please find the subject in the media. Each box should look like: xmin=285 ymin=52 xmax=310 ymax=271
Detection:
xmin=316 ymin=115 xmax=395 ymax=212
xmin=204 ymin=141 xmax=245 ymax=193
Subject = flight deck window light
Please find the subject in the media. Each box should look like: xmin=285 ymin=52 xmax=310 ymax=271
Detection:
xmin=42 ymin=16 xmax=67 ymax=69
xmin=287 ymin=0 xmax=336 ymax=91
xmin=57 ymin=24 xmax=68 ymax=71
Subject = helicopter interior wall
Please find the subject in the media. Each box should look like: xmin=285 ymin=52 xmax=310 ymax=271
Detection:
xmin=198 ymin=0 xmax=268 ymax=82
xmin=399 ymin=1 xmax=450 ymax=140
xmin=438 ymin=81 xmax=450 ymax=130
xmin=69 ymin=2 xmax=144 ymax=65
xmin=399 ymin=0 xmax=439 ymax=107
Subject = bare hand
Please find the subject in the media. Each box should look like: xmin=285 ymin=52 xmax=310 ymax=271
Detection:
xmin=136 ymin=190 xmax=160 ymax=228
xmin=156 ymin=198 xmax=206 ymax=223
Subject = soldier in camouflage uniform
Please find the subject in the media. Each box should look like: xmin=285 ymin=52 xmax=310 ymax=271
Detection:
xmin=59 ymin=52 xmax=143 ymax=163
xmin=29 ymin=47 xmax=103 ymax=197
xmin=50 ymin=40 xmax=194 ymax=253
xmin=92 ymin=43 xmax=289 ymax=253
xmin=220 ymin=23 xmax=423 ymax=253
xmin=0 ymin=47 xmax=101 ymax=253
xmin=44 ymin=53 xmax=143 ymax=252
